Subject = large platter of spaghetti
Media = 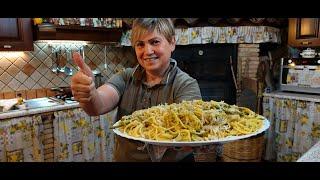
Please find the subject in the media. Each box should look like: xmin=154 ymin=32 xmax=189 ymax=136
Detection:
xmin=112 ymin=100 xmax=270 ymax=147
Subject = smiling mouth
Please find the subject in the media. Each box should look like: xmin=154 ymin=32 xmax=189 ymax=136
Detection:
xmin=144 ymin=57 xmax=158 ymax=61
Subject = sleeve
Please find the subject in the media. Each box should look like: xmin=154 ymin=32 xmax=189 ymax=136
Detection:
xmin=106 ymin=68 xmax=132 ymax=97
xmin=174 ymin=73 xmax=202 ymax=103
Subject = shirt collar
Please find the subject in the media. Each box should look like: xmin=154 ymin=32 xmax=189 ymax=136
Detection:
xmin=132 ymin=58 xmax=178 ymax=86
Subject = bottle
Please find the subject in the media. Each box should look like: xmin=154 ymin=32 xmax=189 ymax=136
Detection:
xmin=17 ymin=93 xmax=24 ymax=105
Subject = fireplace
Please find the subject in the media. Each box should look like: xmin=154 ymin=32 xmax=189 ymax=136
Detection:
xmin=172 ymin=44 xmax=238 ymax=105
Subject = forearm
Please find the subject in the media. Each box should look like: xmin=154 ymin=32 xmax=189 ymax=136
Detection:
xmin=80 ymin=85 xmax=119 ymax=116
xmin=79 ymin=89 xmax=104 ymax=116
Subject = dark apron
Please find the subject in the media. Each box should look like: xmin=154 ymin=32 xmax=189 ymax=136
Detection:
xmin=113 ymin=135 xmax=194 ymax=162
xmin=112 ymin=64 xmax=193 ymax=162
xmin=113 ymin=135 xmax=151 ymax=162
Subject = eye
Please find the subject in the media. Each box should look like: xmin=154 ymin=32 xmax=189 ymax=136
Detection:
xmin=151 ymin=40 xmax=160 ymax=45
xmin=135 ymin=42 xmax=144 ymax=48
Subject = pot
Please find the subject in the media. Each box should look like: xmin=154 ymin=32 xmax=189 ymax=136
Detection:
xmin=300 ymin=48 xmax=317 ymax=58
xmin=92 ymin=69 xmax=103 ymax=88
xmin=94 ymin=73 xmax=103 ymax=88
xmin=51 ymin=87 xmax=72 ymax=99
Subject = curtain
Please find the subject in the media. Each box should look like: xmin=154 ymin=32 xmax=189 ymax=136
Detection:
xmin=0 ymin=115 xmax=44 ymax=162
xmin=53 ymin=108 xmax=117 ymax=162
xmin=263 ymin=96 xmax=320 ymax=162
xmin=121 ymin=26 xmax=281 ymax=46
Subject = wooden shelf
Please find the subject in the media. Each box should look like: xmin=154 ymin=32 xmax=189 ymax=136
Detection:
xmin=33 ymin=24 xmax=123 ymax=43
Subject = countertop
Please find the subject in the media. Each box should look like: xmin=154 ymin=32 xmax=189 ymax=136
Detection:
xmin=297 ymin=140 xmax=320 ymax=162
xmin=263 ymin=91 xmax=320 ymax=102
xmin=0 ymin=101 xmax=80 ymax=120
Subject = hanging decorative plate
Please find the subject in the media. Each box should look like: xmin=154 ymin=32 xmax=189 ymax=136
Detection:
xmin=249 ymin=18 xmax=265 ymax=24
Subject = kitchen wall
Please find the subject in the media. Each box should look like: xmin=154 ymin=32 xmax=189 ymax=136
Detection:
xmin=0 ymin=42 xmax=137 ymax=94
xmin=0 ymin=41 xmax=283 ymax=107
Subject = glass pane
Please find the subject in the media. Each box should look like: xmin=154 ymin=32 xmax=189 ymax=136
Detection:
xmin=0 ymin=18 xmax=19 ymax=39
xmin=300 ymin=18 xmax=316 ymax=36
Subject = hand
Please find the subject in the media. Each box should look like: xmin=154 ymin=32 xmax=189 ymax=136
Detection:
xmin=71 ymin=52 xmax=96 ymax=105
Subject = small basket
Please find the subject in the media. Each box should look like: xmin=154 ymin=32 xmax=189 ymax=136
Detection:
xmin=193 ymin=145 xmax=220 ymax=162
xmin=193 ymin=151 xmax=217 ymax=162
xmin=222 ymin=133 xmax=265 ymax=162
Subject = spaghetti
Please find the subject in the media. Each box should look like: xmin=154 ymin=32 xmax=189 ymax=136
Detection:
xmin=112 ymin=100 xmax=265 ymax=142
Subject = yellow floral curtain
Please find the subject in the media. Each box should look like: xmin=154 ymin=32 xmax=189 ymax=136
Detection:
xmin=53 ymin=108 xmax=116 ymax=162
xmin=263 ymin=96 xmax=320 ymax=162
xmin=121 ymin=26 xmax=281 ymax=46
xmin=0 ymin=115 xmax=44 ymax=162
xmin=0 ymin=108 xmax=117 ymax=162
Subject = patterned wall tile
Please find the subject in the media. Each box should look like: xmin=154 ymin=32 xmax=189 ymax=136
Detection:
xmin=32 ymin=83 xmax=41 ymax=89
xmin=37 ymin=63 xmax=49 ymax=76
xmin=0 ymin=72 xmax=13 ymax=84
xmin=7 ymin=78 xmax=21 ymax=90
xmin=38 ymin=76 xmax=50 ymax=87
xmin=17 ymin=84 xmax=27 ymax=91
xmin=7 ymin=55 xmax=18 ymax=63
xmin=60 ymin=81 xmax=69 ymax=87
xmin=22 ymin=63 xmax=36 ymax=76
xmin=86 ymin=50 xmax=96 ymax=61
xmin=87 ymin=61 xmax=96 ymax=70
xmin=0 ymin=80 xmax=4 ymax=90
xmin=0 ymin=42 xmax=137 ymax=93
xmin=91 ymin=45 xmax=102 ymax=55
xmin=15 ymin=71 xmax=28 ymax=83
xmin=29 ymin=58 xmax=41 ymax=69
xmin=34 ymin=50 xmax=48 ymax=62
xmin=65 ymin=76 xmax=71 ymax=83
xmin=30 ymin=70 xmax=42 ymax=82
xmin=33 ymin=44 xmax=41 ymax=54
xmin=106 ymin=50 xmax=115 ymax=61
xmin=47 ymin=82 xmax=55 ymax=88
xmin=14 ymin=57 xmax=27 ymax=69
xmin=0 ymin=58 xmax=12 ymax=69
xmin=97 ymin=51 xmax=105 ymax=61
xmin=22 ymin=52 xmax=34 ymax=62
xmin=43 ymin=56 xmax=53 ymax=68
xmin=42 ymin=44 xmax=52 ymax=55
xmin=7 ymin=64 xmax=20 ymax=77
xmin=0 ymin=67 xmax=4 ymax=76
xmin=51 ymin=76 xmax=63 ymax=87
xmin=2 ymin=85 xmax=12 ymax=92
xmin=23 ymin=77 xmax=36 ymax=89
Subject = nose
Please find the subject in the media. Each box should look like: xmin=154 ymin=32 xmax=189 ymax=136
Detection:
xmin=144 ymin=44 xmax=154 ymax=55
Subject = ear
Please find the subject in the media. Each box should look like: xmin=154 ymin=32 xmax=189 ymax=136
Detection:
xmin=170 ymin=36 xmax=176 ymax=52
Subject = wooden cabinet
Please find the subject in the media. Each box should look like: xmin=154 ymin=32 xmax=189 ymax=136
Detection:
xmin=288 ymin=18 xmax=320 ymax=47
xmin=34 ymin=23 xmax=123 ymax=43
xmin=0 ymin=18 xmax=33 ymax=51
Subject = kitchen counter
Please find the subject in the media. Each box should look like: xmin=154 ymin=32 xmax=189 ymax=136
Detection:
xmin=0 ymin=100 xmax=80 ymax=120
xmin=297 ymin=140 xmax=320 ymax=162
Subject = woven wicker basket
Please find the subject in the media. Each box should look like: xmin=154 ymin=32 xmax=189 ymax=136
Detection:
xmin=222 ymin=132 xmax=265 ymax=162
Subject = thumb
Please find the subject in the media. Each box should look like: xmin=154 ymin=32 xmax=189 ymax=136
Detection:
xmin=73 ymin=52 xmax=93 ymax=78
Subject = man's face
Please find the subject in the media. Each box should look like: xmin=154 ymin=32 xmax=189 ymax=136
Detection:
xmin=134 ymin=31 xmax=175 ymax=74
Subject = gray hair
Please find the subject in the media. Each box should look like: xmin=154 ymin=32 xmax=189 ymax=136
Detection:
xmin=131 ymin=18 xmax=175 ymax=47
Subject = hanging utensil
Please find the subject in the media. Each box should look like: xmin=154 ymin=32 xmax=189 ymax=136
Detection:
xmin=104 ymin=45 xmax=107 ymax=69
xmin=52 ymin=48 xmax=59 ymax=73
xmin=229 ymin=56 xmax=238 ymax=90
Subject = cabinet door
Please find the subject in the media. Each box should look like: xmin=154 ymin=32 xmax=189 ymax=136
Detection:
xmin=0 ymin=18 xmax=33 ymax=51
xmin=288 ymin=18 xmax=320 ymax=47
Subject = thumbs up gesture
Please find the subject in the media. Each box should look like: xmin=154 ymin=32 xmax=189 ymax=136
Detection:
xmin=73 ymin=52 xmax=94 ymax=78
xmin=71 ymin=52 xmax=96 ymax=104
